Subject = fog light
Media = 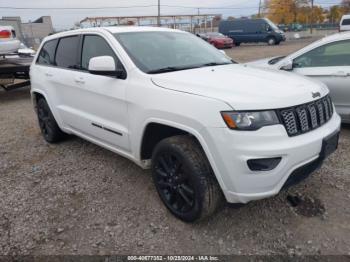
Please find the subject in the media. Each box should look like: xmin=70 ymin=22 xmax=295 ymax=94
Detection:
xmin=247 ymin=157 xmax=282 ymax=171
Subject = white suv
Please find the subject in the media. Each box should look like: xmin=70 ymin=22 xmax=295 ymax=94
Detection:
xmin=30 ymin=27 xmax=341 ymax=222
xmin=340 ymin=14 xmax=350 ymax=32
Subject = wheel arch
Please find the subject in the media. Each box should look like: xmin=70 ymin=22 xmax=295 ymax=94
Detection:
xmin=30 ymin=89 xmax=67 ymax=133
xmin=266 ymin=35 xmax=277 ymax=44
xmin=31 ymin=90 xmax=49 ymax=109
xmin=139 ymin=120 xmax=228 ymax=194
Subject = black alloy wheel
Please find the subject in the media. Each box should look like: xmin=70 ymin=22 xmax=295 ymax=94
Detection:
xmin=152 ymin=136 xmax=223 ymax=222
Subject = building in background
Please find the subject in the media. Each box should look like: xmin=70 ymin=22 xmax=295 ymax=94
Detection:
xmin=80 ymin=14 xmax=221 ymax=34
xmin=0 ymin=16 xmax=54 ymax=49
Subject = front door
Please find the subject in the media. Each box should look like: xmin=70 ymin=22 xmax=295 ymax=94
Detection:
xmin=72 ymin=34 xmax=130 ymax=151
xmin=53 ymin=34 xmax=130 ymax=152
xmin=292 ymin=39 xmax=350 ymax=120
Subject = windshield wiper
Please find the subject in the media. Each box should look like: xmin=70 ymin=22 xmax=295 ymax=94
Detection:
xmin=147 ymin=66 xmax=198 ymax=74
xmin=147 ymin=62 xmax=234 ymax=74
xmin=198 ymin=62 xmax=233 ymax=67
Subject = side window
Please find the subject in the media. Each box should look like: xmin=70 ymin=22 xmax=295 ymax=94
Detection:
xmin=81 ymin=35 xmax=121 ymax=71
xmin=342 ymin=19 xmax=350 ymax=25
xmin=264 ymin=23 xmax=270 ymax=32
xmin=293 ymin=40 xmax=350 ymax=68
xmin=55 ymin=36 xmax=80 ymax=69
xmin=37 ymin=39 xmax=58 ymax=66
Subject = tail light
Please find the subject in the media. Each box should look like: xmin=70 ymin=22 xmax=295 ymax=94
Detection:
xmin=0 ymin=30 xmax=11 ymax=39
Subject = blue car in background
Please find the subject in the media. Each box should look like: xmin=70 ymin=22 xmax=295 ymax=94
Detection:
xmin=219 ymin=18 xmax=286 ymax=46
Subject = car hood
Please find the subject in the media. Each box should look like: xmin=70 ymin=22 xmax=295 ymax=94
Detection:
xmin=151 ymin=64 xmax=329 ymax=110
xmin=245 ymin=57 xmax=276 ymax=67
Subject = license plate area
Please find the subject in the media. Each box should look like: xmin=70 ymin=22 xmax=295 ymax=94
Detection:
xmin=320 ymin=131 xmax=339 ymax=159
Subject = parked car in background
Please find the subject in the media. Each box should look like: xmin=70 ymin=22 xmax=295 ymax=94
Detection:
xmin=198 ymin=32 xmax=234 ymax=49
xmin=278 ymin=23 xmax=303 ymax=32
xmin=340 ymin=14 xmax=350 ymax=32
xmin=247 ymin=32 xmax=350 ymax=123
xmin=219 ymin=18 xmax=286 ymax=46
xmin=31 ymin=27 xmax=340 ymax=222
xmin=0 ymin=26 xmax=21 ymax=55
xmin=18 ymin=43 xmax=36 ymax=57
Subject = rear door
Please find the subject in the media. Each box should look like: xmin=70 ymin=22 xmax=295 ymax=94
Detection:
xmin=291 ymin=39 xmax=350 ymax=120
xmin=50 ymin=35 xmax=83 ymax=130
xmin=68 ymin=34 xmax=130 ymax=151
xmin=31 ymin=38 xmax=59 ymax=108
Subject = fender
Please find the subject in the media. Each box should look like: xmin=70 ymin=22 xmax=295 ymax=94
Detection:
xmin=138 ymin=118 xmax=229 ymax=194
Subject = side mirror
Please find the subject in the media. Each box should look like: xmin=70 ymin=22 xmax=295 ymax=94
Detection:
xmin=220 ymin=50 xmax=226 ymax=55
xmin=89 ymin=56 xmax=125 ymax=78
xmin=280 ymin=59 xmax=293 ymax=71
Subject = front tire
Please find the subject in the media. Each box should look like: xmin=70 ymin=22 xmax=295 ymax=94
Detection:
xmin=151 ymin=136 xmax=223 ymax=222
xmin=267 ymin=37 xmax=276 ymax=45
xmin=37 ymin=98 xmax=66 ymax=143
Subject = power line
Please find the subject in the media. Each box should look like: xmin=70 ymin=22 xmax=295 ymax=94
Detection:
xmin=0 ymin=5 xmax=157 ymax=10
xmin=0 ymin=2 xmax=341 ymax=11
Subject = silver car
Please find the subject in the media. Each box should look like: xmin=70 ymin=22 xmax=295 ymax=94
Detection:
xmin=248 ymin=32 xmax=350 ymax=123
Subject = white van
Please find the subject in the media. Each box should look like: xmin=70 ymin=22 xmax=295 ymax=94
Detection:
xmin=340 ymin=14 xmax=350 ymax=32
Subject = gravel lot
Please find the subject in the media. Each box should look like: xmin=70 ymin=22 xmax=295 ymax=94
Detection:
xmin=0 ymin=39 xmax=349 ymax=256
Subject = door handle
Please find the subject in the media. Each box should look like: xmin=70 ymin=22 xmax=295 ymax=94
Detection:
xmin=45 ymin=73 xmax=53 ymax=77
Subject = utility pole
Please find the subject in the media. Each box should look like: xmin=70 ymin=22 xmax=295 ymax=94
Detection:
xmin=310 ymin=0 xmax=314 ymax=34
xmin=197 ymin=8 xmax=200 ymax=33
xmin=157 ymin=0 xmax=161 ymax=27
xmin=258 ymin=0 xmax=262 ymax=18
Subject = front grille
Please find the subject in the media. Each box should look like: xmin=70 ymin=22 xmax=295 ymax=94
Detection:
xmin=278 ymin=95 xmax=333 ymax=137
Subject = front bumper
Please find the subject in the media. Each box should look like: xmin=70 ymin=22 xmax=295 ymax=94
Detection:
xmin=215 ymin=42 xmax=234 ymax=49
xmin=204 ymin=112 xmax=341 ymax=203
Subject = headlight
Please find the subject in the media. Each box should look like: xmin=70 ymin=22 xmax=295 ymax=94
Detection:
xmin=221 ymin=111 xmax=280 ymax=130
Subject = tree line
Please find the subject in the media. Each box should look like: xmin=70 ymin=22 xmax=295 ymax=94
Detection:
xmin=264 ymin=0 xmax=350 ymax=24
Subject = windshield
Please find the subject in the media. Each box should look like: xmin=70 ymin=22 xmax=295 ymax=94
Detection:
xmin=265 ymin=19 xmax=279 ymax=31
xmin=114 ymin=31 xmax=234 ymax=74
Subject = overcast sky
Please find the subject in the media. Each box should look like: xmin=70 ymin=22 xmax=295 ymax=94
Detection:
xmin=0 ymin=0 xmax=341 ymax=30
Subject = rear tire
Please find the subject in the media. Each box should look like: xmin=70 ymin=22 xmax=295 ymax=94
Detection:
xmin=151 ymin=135 xmax=223 ymax=222
xmin=235 ymin=42 xmax=241 ymax=46
xmin=36 ymin=98 xmax=66 ymax=143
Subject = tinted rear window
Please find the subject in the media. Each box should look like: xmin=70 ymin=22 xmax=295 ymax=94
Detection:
xmin=55 ymin=36 xmax=80 ymax=69
xmin=37 ymin=39 xmax=58 ymax=65
xmin=342 ymin=19 xmax=350 ymax=25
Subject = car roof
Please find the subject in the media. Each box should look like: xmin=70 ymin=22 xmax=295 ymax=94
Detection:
xmin=0 ymin=26 xmax=14 ymax=30
xmin=44 ymin=26 xmax=185 ymax=41
xmin=341 ymin=14 xmax=350 ymax=18
xmin=282 ymin=31 xmax=350 ymax=62
xmin=318 ymin=31 xmax=350 ymax=43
